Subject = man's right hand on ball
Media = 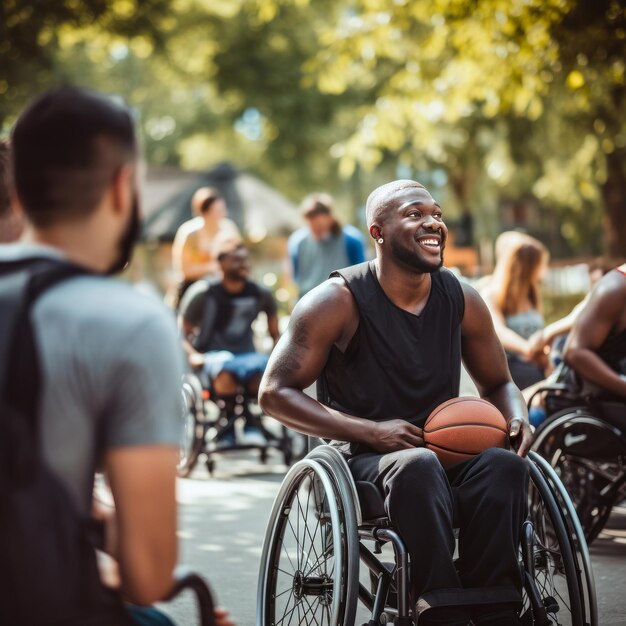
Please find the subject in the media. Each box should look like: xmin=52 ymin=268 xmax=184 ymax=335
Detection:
xmin=369 ymin=419 xmax=424 ymax=452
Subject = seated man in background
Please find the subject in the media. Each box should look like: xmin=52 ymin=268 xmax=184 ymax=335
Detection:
xmin=563 ymin=262 xmax=626 ymax=399
xmin=179 ymin=239 xmax=279 ymax=447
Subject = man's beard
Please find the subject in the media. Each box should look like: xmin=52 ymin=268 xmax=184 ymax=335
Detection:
xmin=390 ymin=237 xmax=444 ymax=273
xmin=108 ymin=193 xmax=141 ymax=275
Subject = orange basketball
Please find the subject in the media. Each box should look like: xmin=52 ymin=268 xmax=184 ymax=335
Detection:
xmin=423 ymin=397 xmax=508 ymax=467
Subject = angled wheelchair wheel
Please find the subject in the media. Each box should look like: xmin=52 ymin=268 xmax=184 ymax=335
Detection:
xmin=532 ymin=407 xmax=626 ymax=544
xmin=521 ymin=461 xmax=584 ymax=626
xmin=177 ymin=377 xmax=205 ymax=478
xmin=257 ymin=459 xmax=359 ymax=626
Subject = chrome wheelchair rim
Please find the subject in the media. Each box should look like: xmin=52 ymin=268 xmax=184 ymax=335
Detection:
xmin=257 ymin=459 xmax=348 ymax=626
xmin=523 ymin=462 xmax=584 ymax=626
xmin=530 ymin=451 xmax=598 ymax=626
xmin=178 ymin=383 xmax=199 ymax=469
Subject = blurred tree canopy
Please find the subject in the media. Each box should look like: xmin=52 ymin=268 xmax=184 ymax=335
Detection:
xmin=1 ymin=0 xmax=625 ymax=256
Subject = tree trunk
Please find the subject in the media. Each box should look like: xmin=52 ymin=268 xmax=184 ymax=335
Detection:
xmin=602 ymin=150 xmax=626 ymax=258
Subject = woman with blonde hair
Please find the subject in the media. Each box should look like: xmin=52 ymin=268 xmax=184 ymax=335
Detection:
xmin=171 ymin=186 xmax=241 ymax=306
xmin=480 ymin=232 xmax=549 ymax=389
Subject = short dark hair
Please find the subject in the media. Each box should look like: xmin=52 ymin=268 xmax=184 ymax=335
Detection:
xmin=0 ymin=139 xmax=11 ymax=217
xmin=11 ymin=86 xmax=138 ymax=227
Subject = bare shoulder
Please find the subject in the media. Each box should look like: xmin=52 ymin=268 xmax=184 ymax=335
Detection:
xmin=584 ymin=270 xmax=626 ymax=317
xmin=594 ymin=270 xmax=626 ymax=300
xmin=289 ymin=277 xmax=357 ymax=347
xmin=461 ymin=280 xmax=488 ymax=312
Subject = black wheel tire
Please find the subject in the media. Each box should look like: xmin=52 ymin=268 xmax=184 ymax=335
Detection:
xmin=522 ymin=460 xmax=584 ymax=626
xmin=257 ymin=458 xmax=359 ymax=626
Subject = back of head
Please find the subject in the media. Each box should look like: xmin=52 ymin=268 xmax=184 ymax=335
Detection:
xmin=191 ymin=187 xmax=222 ymax=217
xmin=11 ymin=86 xmax=137 ymax=227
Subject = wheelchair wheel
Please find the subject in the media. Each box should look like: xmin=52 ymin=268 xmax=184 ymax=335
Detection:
xmin=177 ymin=378 xmax=205 ymax=478
xmin=532 ymin=407 xmax=626 ymax=544
xmin=257 ymin=459 xmax=359 ymax=626
xmin=521 ymin=461 xmax=584 ymax=626
xmin=529 ymin=452 xmax=597 ymax=626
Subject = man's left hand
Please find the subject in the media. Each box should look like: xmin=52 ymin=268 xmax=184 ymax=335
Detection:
xmin=508 ymin=418 xmax=533 ymax=458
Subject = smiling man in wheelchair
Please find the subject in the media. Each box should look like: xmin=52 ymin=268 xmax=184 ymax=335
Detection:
xmin=179 ymin=239 xmax=279 ymax=448
xmin=259 ymin=180 xmax=534 ymax=626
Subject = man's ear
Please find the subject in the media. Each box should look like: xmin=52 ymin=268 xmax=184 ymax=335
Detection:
xmin=111 ymin=164 xmax=134 ymax=216
xmin=369 ymin=225 xmax=381 ymax=240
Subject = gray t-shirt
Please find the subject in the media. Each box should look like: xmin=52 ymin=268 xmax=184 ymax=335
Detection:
xmin=0 ymin=244 xmax=184 ymax=516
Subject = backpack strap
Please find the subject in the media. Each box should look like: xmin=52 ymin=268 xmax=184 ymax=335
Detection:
xmin=0 ymin=257 xmax=89 ymax=402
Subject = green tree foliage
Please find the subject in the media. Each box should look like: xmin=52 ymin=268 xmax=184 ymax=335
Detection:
xmin=291 ymin=0 xmax=626 ymax=255
xmin=0 ymin=0 xmax=172 ymax=126
xmin=2 ymin=0 xmax=625 ymax=254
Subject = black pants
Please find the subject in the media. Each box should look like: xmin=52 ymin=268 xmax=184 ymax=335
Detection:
xmin=348 ymin=447 xmax=528 ymax=622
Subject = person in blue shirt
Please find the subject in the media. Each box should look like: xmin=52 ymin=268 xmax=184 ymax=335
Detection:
xmin=288 ymin=193 xmax=367 ymax=298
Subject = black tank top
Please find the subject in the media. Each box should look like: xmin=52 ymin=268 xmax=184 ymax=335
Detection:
xmin=321 ymin=261 xmax=465 ymax=435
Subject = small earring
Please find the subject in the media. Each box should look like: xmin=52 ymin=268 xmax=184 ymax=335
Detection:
xmin=377 ymin=237 xmax=384 ymax=244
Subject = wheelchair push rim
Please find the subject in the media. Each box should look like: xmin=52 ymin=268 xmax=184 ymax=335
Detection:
xmin=257 ymin=459 xmax=358 ymax=626
xmin=522 ymin=461 xmax=584 ymax=626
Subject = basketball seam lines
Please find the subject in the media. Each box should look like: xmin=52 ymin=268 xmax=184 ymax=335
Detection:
xmin=426 ymin=442 xmax=500 ymax=455
xmin=424 ymin=423 xmax=508 ymax=434
xmin=428 ymin=398 xmax=498 ymax=421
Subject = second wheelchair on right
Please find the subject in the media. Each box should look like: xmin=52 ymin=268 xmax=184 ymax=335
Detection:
xmin=528 ymin=368 xmax=626 ymax=545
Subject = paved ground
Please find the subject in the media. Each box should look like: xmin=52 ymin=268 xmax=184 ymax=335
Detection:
xmin=160 ymin=449 xmax=626 ymax=626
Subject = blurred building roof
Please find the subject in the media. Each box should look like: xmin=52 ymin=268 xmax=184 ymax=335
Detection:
xmin=142 ymin=162 xmax=300 ymax=243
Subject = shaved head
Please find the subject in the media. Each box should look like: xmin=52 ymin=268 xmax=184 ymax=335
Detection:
xmin=365 ymin=179 xmax=426 ymax=227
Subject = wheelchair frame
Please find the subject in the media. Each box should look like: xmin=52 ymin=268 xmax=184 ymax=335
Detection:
xmin=257 ymin=444 xmax=597 ymax=626
xmin=178 ymin=371 xmax=307 ymax=477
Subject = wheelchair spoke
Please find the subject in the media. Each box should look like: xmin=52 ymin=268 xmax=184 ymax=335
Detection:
xmin=295 ymin=479 xmax=323 ymax=573
xmin=281 ymin=526 xmax=299 ymax=573
xmin=274 ymin=594 xmax=300 ymax=626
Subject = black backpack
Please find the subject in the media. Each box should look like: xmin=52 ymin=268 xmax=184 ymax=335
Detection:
xmin=0 ymin=257 xmax=132 ymax=625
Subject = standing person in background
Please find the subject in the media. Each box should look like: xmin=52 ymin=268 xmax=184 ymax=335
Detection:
xmin=479 ymin=234 xmax=550 ymax=390
xmin=171 ymin=187 xmax=241 ymax=306
xmin=288 ymin=192 xmax=366 ymax=298
xmin=0 ymin=139 xmax=24 ymax=242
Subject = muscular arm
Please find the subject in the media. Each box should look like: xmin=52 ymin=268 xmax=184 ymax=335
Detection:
xmin=564 ymin=273 xmax=626 ymax=398
xmin=259 ymin=279 xmax=424 ymax=451
xmin=461 ymin=283 xmax=532 ymax=456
